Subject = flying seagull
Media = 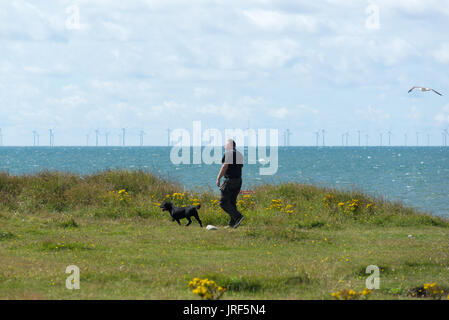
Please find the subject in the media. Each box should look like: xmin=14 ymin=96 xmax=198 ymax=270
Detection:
xmin=408 ymin=86 xmax=443 ymax=96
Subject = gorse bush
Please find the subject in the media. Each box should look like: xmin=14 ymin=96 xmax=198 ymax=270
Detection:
xmin=188 ymin=278 xmax=226 ymax=300
xmin=331 ymin=288 xmax=372 ymax=300
xmin=409 ymin=282 xmax=448 ymax=299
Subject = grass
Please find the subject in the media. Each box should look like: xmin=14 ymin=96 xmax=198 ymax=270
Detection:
xmin=0 ymin=169 xmax=448 ymax=300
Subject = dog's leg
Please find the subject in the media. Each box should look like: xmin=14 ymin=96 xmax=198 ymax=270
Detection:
xmin=194 ymin=214 xmax=203 ymax=227
xmin=185 ymin=217 xmax=192 ymax=226
xmin=176 ymin=219 xmax=181 ymax=226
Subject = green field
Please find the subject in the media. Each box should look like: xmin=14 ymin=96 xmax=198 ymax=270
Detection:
xmin=1 ymin=170 xmax=448 ymax=299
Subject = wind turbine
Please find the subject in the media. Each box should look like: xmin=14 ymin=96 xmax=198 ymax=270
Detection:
xmin=139 ymin=130 xmax=146 ymax=146
xmin=357 ymin=130 xmax=361 ymax=147
xmin=341 ymin=133 xmax=345 ymax=147
xmin=321 ymin=129 xmax=325 ymax=147
xmin=104 ymin=131 xmax=109 ymax=146
xmin=49 ymin=129 xmax=54 ymax=147
xmin=416 ymin=132 xmax=420 ymax=146
xmin=95 ymin=129 xmax=100 ymax=147
xmin=122 ymin=128 xmax=126 ymax=146
xmin=387 ymin=131 xmax=392 ymax=146
xmin=314 ymin=131 xmax=320 ymax=147
xmin=245 ymin=120 xmax=250 ymax=147
xmin=33 ymin=130 xmax=39 ymax=146
xmin=34 ymin=131 xmax=40 ymax=146
xmin=345 ymin=132 xmax=349 ymax=146
xmin=285 ymin=129 xmax=292 ymax=146
xmin=167 ymin=128 xmax=171 ymax=146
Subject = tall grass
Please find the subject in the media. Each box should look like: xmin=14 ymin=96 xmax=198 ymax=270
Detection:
xmin=0 ymin=169 xmax=180 ymax=213
xmin=0 ymin=169 xmax=447 ymax=228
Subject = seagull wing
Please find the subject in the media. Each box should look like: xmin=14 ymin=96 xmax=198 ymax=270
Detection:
xmin=431 ymin=89 xmax=443 ymax=96
xmin=408 ymin=86 xmax=417 ymax=93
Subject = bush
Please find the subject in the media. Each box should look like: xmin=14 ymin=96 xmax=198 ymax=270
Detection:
xmin=0 ymin=169 xmax=181 ymax=213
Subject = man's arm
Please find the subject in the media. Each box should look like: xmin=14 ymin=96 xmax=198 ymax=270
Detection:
xmin=216 ymin=163 xmax=228 ymax=187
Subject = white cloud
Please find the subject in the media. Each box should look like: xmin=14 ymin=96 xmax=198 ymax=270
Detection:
xmin=97 ymin=21 xmax=130 ymax=41
xmin=268 ymin=105 xmax=318 ymax=120
xmin=376 ymin=0 xmax=449 ymax=17
xmin=355 ymin=106 xmax=390 ymax=124
xmin=320 ymin=36 xmax=417 ymax=66
xmin=196 ymin=103 xmax=250 ymax=120
xmin=246 ymin=38 xmax=301 ymax=68
xmin=408 ymin=106 xmax=422 ymax=121
xmin=47 ymin=95 xmax=87 ymax=107
xmin=269 ymin=107 xmax=289 ymax=119
xmin=193 ymin=87 xmax=214 ymax=99
xmin=23 ymin=64 xmax=71 ymax=76
xmin=242 ymin=9 xmax=319 ymax=32
xmin=432 ymin=43 xmax=449 ymax=64
xmin=435 ymin=104 xmax=449 ymax=125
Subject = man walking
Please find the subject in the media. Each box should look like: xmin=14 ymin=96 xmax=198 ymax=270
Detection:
xmin=217 ymin=139 xmax=245 ymax=228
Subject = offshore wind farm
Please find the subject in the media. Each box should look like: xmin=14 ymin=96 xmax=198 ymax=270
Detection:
xmin=1 ymin=126 xmax=449 ymax=147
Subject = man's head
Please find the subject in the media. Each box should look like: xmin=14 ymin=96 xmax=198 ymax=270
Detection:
xmin=225 ymin=139 xmax=236 ymax=151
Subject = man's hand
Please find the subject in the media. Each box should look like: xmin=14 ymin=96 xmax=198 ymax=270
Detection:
xmin=217 ymin=163 xmax=228 ymax=188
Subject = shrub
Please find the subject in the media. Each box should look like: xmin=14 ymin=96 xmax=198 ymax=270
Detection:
xmin=331 ymin=288 xmax=372 ymax=300
xmin=188 ymin=278 xmax=226 ymax=300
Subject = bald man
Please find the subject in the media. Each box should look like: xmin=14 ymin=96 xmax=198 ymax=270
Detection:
xmin=216 ymin=139 xmax=245 ymax=228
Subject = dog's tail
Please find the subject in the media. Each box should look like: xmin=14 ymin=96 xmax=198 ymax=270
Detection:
xmin=195 ymin=204 xmax=201 ymax=210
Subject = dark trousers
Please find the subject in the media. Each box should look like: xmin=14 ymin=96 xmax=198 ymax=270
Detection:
xmin=220 ymin=178 xmax=243 ymax=221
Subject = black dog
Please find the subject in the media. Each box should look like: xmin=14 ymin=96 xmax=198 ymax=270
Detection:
xmin=159 ymin=201 xmax=203 ymax=227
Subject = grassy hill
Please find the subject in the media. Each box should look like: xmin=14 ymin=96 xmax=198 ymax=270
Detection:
xmin=1 ymin=170 xmax=448 ymax=299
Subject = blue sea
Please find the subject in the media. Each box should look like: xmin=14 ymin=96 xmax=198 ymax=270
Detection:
xmin=0 ymin=146 xmax=448 ymax=217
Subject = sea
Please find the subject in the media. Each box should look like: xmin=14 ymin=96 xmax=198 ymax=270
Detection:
xmin=0 ymin=146 xmax=448 ymax=217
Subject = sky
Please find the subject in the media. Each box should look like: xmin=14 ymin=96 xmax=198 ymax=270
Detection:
xmin=1 ymin=0 xmax=449 ymax=146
